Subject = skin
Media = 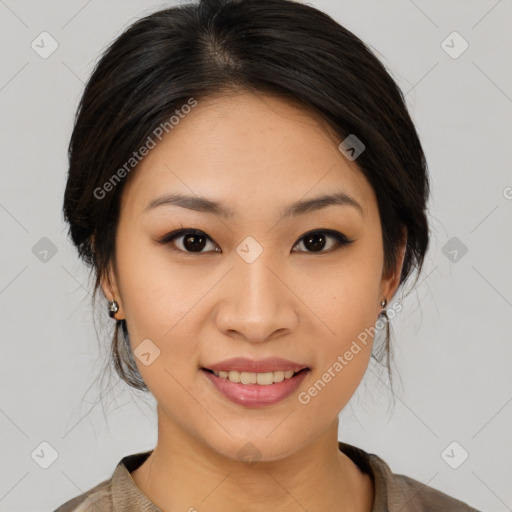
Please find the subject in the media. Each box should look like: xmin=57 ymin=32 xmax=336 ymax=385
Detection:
xmin=101 ymin=91 xmax=406 ymax=512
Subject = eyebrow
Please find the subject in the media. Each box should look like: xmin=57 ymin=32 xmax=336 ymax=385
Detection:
xmin=143 ymin=191 xmax=364 ymax=218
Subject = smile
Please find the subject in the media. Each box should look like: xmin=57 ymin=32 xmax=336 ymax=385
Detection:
xmin=201 ymin=366 xmax=310 ymax=407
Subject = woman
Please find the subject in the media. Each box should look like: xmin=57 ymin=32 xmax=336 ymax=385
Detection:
xmin=55 ymin=0 xmax=480 ymax=510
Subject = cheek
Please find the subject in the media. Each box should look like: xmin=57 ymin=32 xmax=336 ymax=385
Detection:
xmin=296 ymin=344 xmax=372 ymax=431
xmin=295 ymin=269 xmax=379 ymax=414
xmin=115 ymin=232 xmax=201 ymax=337
xmin=291 ymin=251 xmax=381 ymax=411
xmin=296 ymin=249 xmax=382 ymax=338
xmin=114 ymin=233 xmax=209 ymax=397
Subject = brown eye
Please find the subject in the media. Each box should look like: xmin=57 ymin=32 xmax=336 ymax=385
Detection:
xmin=161 ymin=229 xmax=220 ymax=254
xmin=292 ymin=230 xmax=353 ymax=254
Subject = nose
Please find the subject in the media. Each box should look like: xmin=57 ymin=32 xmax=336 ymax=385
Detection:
xmin=214 ymin=249 xmax=299 ymax=344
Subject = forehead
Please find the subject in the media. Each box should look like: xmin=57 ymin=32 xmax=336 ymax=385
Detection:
xmin=120 ymin=92 xmax=375 ymax=220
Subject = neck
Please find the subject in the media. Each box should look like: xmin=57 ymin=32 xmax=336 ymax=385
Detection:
xmin=131 ymin=411 xmax=374 ymax=512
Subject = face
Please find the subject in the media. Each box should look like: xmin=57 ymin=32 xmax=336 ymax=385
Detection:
xmin=102 ymin=92 xmax=403 ymax=462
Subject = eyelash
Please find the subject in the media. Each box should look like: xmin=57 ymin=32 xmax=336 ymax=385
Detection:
xmin=158 ymin=228 xmax=354 ymax=255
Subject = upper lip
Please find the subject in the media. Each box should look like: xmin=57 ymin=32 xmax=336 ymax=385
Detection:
xmin=203 ymin=357 xmax=309 ymax=373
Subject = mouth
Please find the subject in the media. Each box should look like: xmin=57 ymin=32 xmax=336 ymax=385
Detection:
xmin=200 ymin=362 xmax=311 ymax=407
xmin=200 ymin=357 xmax=311 ymax=406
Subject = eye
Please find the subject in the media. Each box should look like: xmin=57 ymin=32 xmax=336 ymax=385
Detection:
xmin=159 ymin=228 xmax=353 ymax=255
xmin=160 ymin=229 xmax=220 ymax=254
xmin=292 ymin=229 xmax=354 ymax=254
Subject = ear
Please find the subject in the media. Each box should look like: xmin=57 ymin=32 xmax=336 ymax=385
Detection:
xmin=379 ymin=228 xmax=407 ymax=309
xmin=100 ymin=261 xmax=125 ymax=320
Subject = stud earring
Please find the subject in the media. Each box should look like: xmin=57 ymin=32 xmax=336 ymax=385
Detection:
xmin=380 ymin=298 xmax=387 ymax=316
xmin=108 ymin=299 xmax=119 ymax=319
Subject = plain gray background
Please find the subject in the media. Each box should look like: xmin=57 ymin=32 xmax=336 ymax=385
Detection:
xmin=1 ymin=0 xmax=511 ymax=510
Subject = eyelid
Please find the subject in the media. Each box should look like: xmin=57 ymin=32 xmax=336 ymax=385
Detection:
xmin=158 ymin=228 xmax=220 ymax=253
xmin=292 ymin=229 xmax=354 ymax=253
xmin=300 ymin=228 xmax=353 ymax=244
xmin=158 ymin=228 xmax=206 ymax=245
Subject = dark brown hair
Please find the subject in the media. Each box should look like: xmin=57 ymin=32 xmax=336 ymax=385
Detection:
xmin=63 ymin=0 xmax=430 ymax=393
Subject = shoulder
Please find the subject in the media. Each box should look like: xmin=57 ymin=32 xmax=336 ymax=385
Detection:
xmin=367 ymin=451 xmax=481 ymax=511
xmin=338 ymin=442 xmax=481 ymax=512
xmin=52 ymin=450 xmax=153 ymax=512
xmin=52 ymin=477 xmax=112 ymax=512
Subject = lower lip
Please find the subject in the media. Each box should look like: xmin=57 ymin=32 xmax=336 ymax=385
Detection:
xmin=202 ymin=369 xmax=309 ymax=407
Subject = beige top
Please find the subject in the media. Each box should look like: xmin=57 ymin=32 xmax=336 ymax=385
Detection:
xmin=54 ymin=442 xmax=480 ymax=511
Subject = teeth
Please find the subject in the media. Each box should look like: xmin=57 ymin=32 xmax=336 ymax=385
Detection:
xmin=211 ymin=369 xmax=298 ymax=385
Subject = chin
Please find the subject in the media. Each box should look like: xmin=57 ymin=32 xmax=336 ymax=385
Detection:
xmin=202 ymin=429 xmax=307 ymax=465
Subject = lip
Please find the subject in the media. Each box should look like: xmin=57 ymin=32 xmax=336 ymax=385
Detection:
xmin=203 ymin=357 xmax=308 ymax=373
xmin=202 ymin=367 xmax=310 ymax=407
